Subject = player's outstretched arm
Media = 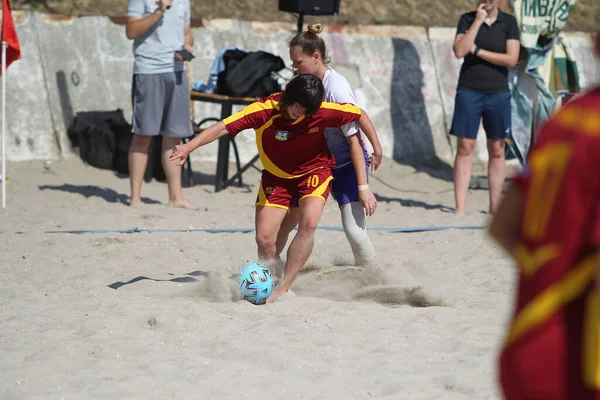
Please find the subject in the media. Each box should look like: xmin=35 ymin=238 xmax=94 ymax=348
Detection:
xmin=488 ymin=184 xmax=523 ymax=259
xmin=169 ymin=121 xmax=228 ymax=166
xmin=358 ymin=109 xmax=383 ymax=173
xmin=347 ymin=134 xmax=377 ymax=217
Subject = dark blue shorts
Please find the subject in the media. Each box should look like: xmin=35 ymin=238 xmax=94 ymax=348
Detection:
xmin=450 ymin=89 xmax=512 ymax=140
xmin=331 ymin=162 xmax=369 ymax=206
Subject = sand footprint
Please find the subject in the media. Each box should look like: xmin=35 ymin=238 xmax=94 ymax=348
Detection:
xmin=293 ymin=263 xmax=445 ymax=307
xmin=352 ymin=285 xmax=445 ymax=307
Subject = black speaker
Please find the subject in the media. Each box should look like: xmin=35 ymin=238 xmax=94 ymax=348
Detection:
xmin=279 ymin=0 xmax=340 ymax=16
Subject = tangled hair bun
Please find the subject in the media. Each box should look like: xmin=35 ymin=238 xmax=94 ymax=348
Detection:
xmin=288 ymin=23 xmax=330 ymax=64
xmin=307 ymin=23 xmax=323 ymax=35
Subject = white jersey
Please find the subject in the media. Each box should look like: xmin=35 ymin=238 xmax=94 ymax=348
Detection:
xmin=322 ymin=68 xmax=369 ymax=169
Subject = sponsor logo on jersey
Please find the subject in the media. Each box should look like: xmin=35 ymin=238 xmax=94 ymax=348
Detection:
xmin=275 ymin=130 xmax=288 ymax=141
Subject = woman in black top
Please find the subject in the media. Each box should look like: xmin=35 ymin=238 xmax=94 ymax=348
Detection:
xmin=450 ymin=0 xmax=520 ymax=215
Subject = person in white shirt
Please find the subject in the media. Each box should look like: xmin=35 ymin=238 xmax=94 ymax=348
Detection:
xmin=275 ymin=23 xmax=384 ymax=268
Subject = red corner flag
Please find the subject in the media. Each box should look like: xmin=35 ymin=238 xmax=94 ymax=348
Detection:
xmin=1 ymin=0 xmax=21 ymax=74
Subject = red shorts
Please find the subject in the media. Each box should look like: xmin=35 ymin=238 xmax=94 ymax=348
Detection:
xmin=256 ymin=168 xmax=333 ymax=210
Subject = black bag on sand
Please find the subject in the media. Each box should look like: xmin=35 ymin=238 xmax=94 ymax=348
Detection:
xmin=215 ymin=50 xmax=286 ymax=98
xmin=67 ymin=109 xmax=132 ymax=174
xmin=67 ymin=109 xmax=168 ymax=182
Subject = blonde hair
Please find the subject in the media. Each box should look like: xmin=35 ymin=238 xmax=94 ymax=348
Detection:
xmin=288 ymin=23 xmax=330 ymax=64
xmin=307 ymin=23 xmax=323 ymax=35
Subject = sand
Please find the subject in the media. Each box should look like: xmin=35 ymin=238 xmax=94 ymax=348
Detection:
xmin=0 ymin=157 xmax=516 ymax=399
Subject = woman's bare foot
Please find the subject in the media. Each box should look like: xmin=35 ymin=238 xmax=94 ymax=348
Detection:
xmin=266 ymin=285 xmax=290 ymax=303
xmin=129 ymin=199 xmax=143 ymax=209
xmin=168 ymin=199 xmax=199 ymax=210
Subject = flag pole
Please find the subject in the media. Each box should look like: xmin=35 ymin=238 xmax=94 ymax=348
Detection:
xmin=1 ymin=41 xmax=6 ymax=209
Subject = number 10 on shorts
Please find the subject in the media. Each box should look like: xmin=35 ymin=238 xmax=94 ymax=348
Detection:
xmin=306 ymin=175 xmax=320 ymax=188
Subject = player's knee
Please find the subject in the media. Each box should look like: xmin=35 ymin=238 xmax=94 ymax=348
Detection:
xmin=255 ymin=232 xmax=276 ymax=253
xmin=297 ymin=198 xmax=325 ymax=234
xmin=345 ymin=223 xmax=370 ymax=247
xmin=297 ymin=218 xmax=319 ymax=235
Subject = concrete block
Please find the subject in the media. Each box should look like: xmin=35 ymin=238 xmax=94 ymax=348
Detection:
xmin=34 ymin=14 xmax=135 ymax=159
xmin=2 ymin=12 xmax=59 ymax=161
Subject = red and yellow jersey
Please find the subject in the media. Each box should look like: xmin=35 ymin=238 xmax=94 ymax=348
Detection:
xmin=500 ymin=88 xmax=600 ymax=397
xmin=222 ymin=93 xmax=362 ymax=179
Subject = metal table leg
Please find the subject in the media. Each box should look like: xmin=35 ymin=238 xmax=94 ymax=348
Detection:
xmin=215 ymin=102 xmax=233 ymax=192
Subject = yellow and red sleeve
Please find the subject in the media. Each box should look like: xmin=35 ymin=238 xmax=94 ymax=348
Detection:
xmin=223 ymin=98 xmax=279 ymax=137
xmin=319 ymin=102 xmax=362 ymax=127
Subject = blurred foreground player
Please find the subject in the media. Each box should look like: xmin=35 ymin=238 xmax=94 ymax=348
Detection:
xmin=488 ymin=32 xmax=600 ymax=400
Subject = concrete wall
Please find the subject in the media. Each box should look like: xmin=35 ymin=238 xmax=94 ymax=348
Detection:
xmin=2 ymin=12 xmax=598 ymax=165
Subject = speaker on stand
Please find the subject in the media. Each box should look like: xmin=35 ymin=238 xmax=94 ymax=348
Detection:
xmin=278 ymin=0 xmax=341 ymax=33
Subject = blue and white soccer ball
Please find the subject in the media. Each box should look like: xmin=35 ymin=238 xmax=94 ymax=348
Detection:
xmin=237 ymin=262 xmax=274 ymax=305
